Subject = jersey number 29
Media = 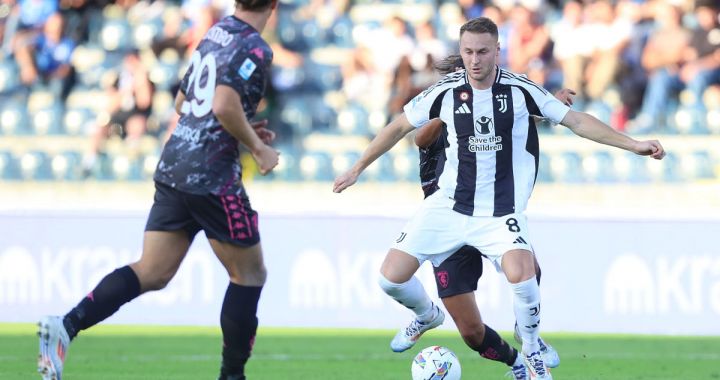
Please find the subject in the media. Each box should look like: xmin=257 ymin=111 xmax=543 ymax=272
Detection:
xmin=181 ymin=51 xmax=216 ymax=118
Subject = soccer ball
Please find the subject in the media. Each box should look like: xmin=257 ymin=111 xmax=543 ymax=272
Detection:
xmin=411 ymin=346 xmax=461 ymax=380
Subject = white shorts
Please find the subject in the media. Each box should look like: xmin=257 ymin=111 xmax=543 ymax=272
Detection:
xmin=392 ymin=193 xmax=533 ymax=271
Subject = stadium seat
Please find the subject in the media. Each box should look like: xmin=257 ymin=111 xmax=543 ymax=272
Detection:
xmin=672 ymin=107 xmax=708 ymax=135
xmin=329 ymin=17 xmax=355 ymax=48
xmin=299 ymin=151 xmax=333 ymax=181
xmin=613 ymin=152 xmax=650 ymax=183
xmin=279 ymin=96 xmax=313 ymax=135
xmin=392 ymin=151 xmax=419 ymax=182
xmin=581 ymin=151 xmax=616 ymax=183
xmin=363 ymin=153 xmax=396 ymax=182
xmin=331 ymin=151 xmax=360 ymax=177
xmin=100 ymin=19 xmax=134 ymax=51
xmin=549 ymin=152 xmax=584 ymax=183
xmin=536 ymin=151 xmax=553 ymax=183
xmin=133 ymin=19 xmax=163 ymax=50
xmin=19 ymin=151 xmax=52 ymax=181
xmin=110 ymin=154 xmax=143 ymax=181
xmin=31 ymin=103 xmax=65 ymax=135
xmin=707 ymin=108 xmax=720 ymax=134
xmin=304 ymin=61 xmax=343 ymax=92
xmin=51 ymin=151 xmax=82 ymax=181
xmin=149 ymin=49 xmax=181 ymax=91
xmin=63 ymin=107 xmax=95 ymax=136
xmin=0 ymin=101 xmax=30 ymax=135
xmin=646 ymin=152 xmax=680 ymax=182
xmin=337 ymin=103 xmax=369 ymax=135
xmin=679 ymin=150 xmax=714 ymax=181
xmin=0 ymin=151 xmax=20 ymax=180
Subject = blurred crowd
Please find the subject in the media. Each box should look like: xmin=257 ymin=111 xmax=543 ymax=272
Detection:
xmin=0 ymin=0 xmax=718 ymax=181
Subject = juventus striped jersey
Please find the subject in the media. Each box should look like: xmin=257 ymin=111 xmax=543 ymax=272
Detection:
xmin=404 ymin=67 xmax=570 ymax=217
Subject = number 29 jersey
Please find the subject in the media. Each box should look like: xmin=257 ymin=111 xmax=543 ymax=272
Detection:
xmin=154 ymin=16 xmax=273 ymax=196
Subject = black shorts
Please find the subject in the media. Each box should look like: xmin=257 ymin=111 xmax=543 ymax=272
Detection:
xmin=145 ymin=181 xmax=260 ymax=247
xmin=433 ymin=245 xmax=483 ymax=298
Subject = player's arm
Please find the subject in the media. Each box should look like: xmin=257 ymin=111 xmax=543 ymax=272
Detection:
xmin=560 ymin=110 xmax=665 ymax=159
xmin=414 ymin=118 xmax=444 ymax=149
xmin=174 ymin=90 xmax=186 ymax=115
xmin=213 ymin=85 xmax=279 ymax=174
xmin=333 ymin=114 xmax=415 ymax=193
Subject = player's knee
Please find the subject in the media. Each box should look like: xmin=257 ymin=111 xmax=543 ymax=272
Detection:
xmin=228 ymin=263 xmax=267 ymax=286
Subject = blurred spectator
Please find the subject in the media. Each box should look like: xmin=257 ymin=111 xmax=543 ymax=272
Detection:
xmin=614 ymin=0 xmax=652 ymax=124
xmin=17 ymin=0 xmax=57 ymax=31
xmin=151 ymin=6 xmax=190 ymax=59
xmin=482 ymin=4 xmax=510 ymax=68
xmin=84 ymin=52 xmax=154 ymax=175
xmin=583 ymin=0 xmax=632 ymax=100
xmin=630 ymin=1 xmax=690 ymax=131
xmin=507 ymin=5 xmax=552 ymax=86
xmin=680 ymin=0 xmax=720 ymax=111
xmin=14 ymin=12 xmax=76 ymax=101
xmin=551 ymin=0 xmax=591 ymax=97
xmin=458 ymin=0 xmax=484 ymax=20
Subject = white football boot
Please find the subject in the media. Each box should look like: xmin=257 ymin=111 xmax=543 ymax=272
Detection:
xmin=390 ymin=305 xmax=445 ymax=352
xmin=38 ymin=316 xmax=70 ymax=380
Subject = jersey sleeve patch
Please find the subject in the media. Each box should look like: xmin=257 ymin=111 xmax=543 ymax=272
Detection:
xmin=238 ymin=58 xmax=257 ymax=80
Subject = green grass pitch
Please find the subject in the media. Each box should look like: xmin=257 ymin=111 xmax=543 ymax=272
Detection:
xmin=2 ymin=323 xmax=719 ymax=379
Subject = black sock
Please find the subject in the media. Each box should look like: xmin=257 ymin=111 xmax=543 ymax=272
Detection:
xmin=62 ymin=265 xmax=141 ymax=340
xmin=219 ymin=283 xmax=262 ymax=379
xmin=471 ymin=324 xmax=518 ymax=367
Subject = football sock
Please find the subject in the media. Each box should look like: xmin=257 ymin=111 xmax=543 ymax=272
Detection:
xmin=63 ymin=265 xmax=141 ymax=340
xmin=510 ymin=276 xmax=541 ymax=354
xmin=471 ymin=324 xmax=517 ymax=366
xmin=219 ymin=283 xmax=262 ymax=378
xmin=378 ymin=275 xmax=434 ymax=320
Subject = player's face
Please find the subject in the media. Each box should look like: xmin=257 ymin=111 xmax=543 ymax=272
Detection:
xmin=459 ymin=31 xmax=499 ymax=88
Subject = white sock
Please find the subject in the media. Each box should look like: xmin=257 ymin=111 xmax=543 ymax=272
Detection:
xmin=378 ymin=275 xmax=434 ymax=321
xmin=510 ymin=276 xmax=541 ymax=354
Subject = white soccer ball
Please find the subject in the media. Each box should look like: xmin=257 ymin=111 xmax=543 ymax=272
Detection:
xmin=411 ymin=345 xmax=462 ymax=380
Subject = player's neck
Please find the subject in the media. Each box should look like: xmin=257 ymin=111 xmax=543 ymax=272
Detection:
xmin=234 ymin=9 xmax=271 ymax=33
xmin=468 ymin=66 xmax=496 ymax=91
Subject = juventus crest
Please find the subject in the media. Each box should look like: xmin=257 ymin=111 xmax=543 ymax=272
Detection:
xmin=495 ymin=94 xmax=508 ymax=113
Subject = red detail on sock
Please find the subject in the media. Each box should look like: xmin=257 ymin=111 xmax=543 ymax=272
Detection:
xmin=57 ymin=342 xmax=66 ymax=361
xmin=481 ymin=347 xmax=500 ymax=360
xmin=249 ymin=335 xmax=256 ymax=351
xmin=86 ymin=291 xmax=94 ymax=302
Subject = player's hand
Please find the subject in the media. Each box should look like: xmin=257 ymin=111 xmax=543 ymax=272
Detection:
xmin=250 ymin=119 xmax=276 ymax=144
xmin=633 ymin=140 xmax=665 ymax=160
xmin=554 ymin=88 xmax=576 ymax=106
xmin=333 ymin=170 xmax=359 ymax=193
xmin=252 ymin=144 xmax=280 ymax=175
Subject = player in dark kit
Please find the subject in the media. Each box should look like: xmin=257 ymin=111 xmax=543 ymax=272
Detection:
xmin=417 ymin=55 xmax=571 ymax=379
xmin=37 ymin=1 xmax=279 ymax=380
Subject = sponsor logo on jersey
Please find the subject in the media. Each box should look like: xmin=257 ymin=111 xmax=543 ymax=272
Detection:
xmin=455 ymin=103 xmax=471 ymax=114
xmin=469 ymin=116 xmax=503 ymax=152
xmin=238 ymin=58 xmax=257 ymax=80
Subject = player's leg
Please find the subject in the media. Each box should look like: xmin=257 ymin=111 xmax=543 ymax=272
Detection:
xmin=187 ymin=190 xmax=264 ymax=380
xmin=210 ymin=240 xmax=265 ymax=380
xmin=514 ymin=252 xmax=560 ymax=368
xmin=435 ymin=247 xmax=527 ymax=378
xmin=379 ymin=249 xmax=444 ymax=352
xmin=39 ymin=231 xmax=191 ymax=379
xmin=472 ymin=213 xmax=551 ymax=379
xmin=381 ymin=196 xmax=464 ymax=352
xmin=38 ymin=182 xmax=195 ymax=379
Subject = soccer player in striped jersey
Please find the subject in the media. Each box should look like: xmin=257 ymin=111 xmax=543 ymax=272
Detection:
xmin=418 ymin=54 xmax=572 ymax=379
xmin=38 ymin=2 xmax=279 ymax=380
xmin=334 ymin=17 xmax=664 ymax=380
